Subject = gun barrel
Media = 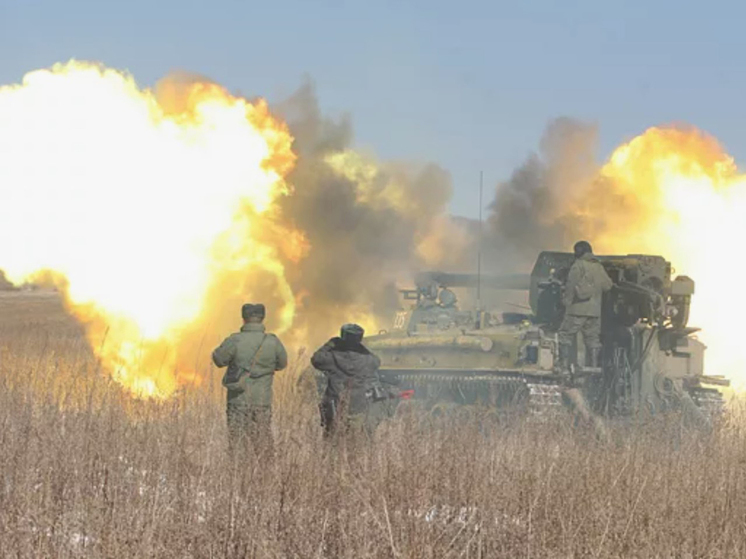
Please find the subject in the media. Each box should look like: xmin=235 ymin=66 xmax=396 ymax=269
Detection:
xmin=417 ymin=272 xmax=530 ymax=291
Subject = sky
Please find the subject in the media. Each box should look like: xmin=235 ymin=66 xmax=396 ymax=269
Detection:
xmin=2 ymin=0 xmax=745 ymax=218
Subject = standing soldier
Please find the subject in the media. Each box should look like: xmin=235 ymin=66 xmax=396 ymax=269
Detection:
xmin=212 ymin=303 xmax=287 ymax=452
xmin=559 ymin=241 xmax=614 ymax=371
xmin=311 ymin=324 xmax=389 ymax=438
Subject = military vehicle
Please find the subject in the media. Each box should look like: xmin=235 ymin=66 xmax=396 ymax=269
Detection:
xmin=364 ymin=251 xmax=728 ymax=426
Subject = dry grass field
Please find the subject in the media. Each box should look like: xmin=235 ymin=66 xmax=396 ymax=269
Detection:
xmin=2 ymin=291 xmax=746 ymax=558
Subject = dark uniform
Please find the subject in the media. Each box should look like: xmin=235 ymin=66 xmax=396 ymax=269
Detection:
xmin=559 ymin=242 xmax=613 ymax=369
xmin=311 ymin=324 xmax=388 ymax=438
xmin=212 ymin=303 xmax=287 ymax=450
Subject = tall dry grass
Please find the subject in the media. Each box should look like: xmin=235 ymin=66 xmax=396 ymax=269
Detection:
xmin=1 ymin=292 xmax=746 ymax=558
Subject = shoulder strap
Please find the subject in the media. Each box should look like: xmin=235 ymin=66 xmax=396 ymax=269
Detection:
xmin=245 ymin=334 xmax=268 ymax=375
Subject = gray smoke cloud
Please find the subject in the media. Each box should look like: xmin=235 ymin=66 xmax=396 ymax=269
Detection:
xmin=483 ymin=117 xmax=601 ymax=271
xmin=273 ymin=81 xmax=471 ymax=341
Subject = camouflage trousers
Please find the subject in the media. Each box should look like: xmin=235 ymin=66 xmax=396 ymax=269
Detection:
xmin=321 ymin=399 xmax=390 ymax=440
xmin=558 ymin=315 xmax=601 ymax=353
xmin=226 ymin=389 xmax=273 ymax=453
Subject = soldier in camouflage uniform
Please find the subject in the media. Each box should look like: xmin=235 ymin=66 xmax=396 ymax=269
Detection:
xmin=212 ymin=303 xmax=287 ymax=451
xmin=559 ymin=241 xmax=614 ymax=370
xmin=311 ymin=324 xmax=389 ymax=438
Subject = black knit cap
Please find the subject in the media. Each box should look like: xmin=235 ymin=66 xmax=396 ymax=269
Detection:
xmin=242 ymin=303 xmax=266 ymax=320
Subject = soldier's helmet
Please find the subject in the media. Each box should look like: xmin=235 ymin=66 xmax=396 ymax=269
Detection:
xmin=573 ymin=240 xmax=593 ymax=257
xmin=340 ymin=323 xmax=365 ymax=345
xmin=241 ymin=303 xmax=266 ymax=321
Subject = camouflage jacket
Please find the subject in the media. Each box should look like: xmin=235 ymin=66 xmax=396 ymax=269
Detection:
xmin=212 ymin=323 xmax=287 ymax=382
xmin=563 ymin=253 xmax=614 ymax=317
xmin=311 ymin=338 xmax=381 ymax=415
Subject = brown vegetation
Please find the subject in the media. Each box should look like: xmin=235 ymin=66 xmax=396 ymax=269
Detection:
xmin=1 ymin=292 xmax=745 ymax=558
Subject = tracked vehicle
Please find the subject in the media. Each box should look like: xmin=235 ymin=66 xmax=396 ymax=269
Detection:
xmin=364 ymin=252 xmax=728 ymax=424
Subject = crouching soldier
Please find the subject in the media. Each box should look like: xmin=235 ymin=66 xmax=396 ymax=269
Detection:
xmin=311 ymin=324 xmax=390 ymax=438
xmin=212 ymin=303 xmax=287 ymax=452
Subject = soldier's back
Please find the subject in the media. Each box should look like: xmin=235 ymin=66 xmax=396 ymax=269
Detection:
xmin=232 ymin=327 xmax=284 ymax=377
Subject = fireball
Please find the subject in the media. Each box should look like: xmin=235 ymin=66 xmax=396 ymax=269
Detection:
xmin=593 ymin=127 xmax=746 ymax=387
xmin=0 ymin=61 xmax=298 ymax=398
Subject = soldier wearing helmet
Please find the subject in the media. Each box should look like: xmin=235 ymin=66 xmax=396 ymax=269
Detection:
xmin=558 ymin=241 xmax=614 ymax=371
xmin=212 ymin=303 xmax=287 ymax=452
xmin=311 ymin=323 xmax=390 ymax=438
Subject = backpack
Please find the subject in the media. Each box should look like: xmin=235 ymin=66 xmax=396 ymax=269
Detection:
xmin=574 ymin=263 xmax=596 ymax=302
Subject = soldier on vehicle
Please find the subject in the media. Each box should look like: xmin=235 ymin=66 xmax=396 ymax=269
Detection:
xmin=212 ymin=303 xmax=287 ymax=452
xmin=559 ymin=241 xmax=614 ymax=371
xmin=311 ymin=323 xmax=390 ymax=438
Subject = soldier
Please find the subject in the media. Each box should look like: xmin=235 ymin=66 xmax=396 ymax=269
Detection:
xmin=559 ymin=241 xmax=614 ymax=370
xmin=212 ymin=303 xmax=287 ymax=452
xmin=311 ymin=324 xmax=389 ymax=438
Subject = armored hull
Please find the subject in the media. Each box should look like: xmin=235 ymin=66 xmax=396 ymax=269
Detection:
xmin=363 ymin=252 xmax=729 ymax=427
xmin=366 ymin=316 xmax=566 ymax=417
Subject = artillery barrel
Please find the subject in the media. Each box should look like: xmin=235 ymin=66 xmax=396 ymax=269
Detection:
xmin=416 ymin=272 xmax=531 ymax=291
xmin=366 ymin=335 xmax=494 ymax=352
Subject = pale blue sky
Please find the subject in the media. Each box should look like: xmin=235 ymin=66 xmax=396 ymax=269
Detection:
xmin=2 ymin=0 xmax=744 ymax=217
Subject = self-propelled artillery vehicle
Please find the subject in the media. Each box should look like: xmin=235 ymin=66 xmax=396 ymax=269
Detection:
xmin=364 ymin=252 xmax=728 ymax=425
